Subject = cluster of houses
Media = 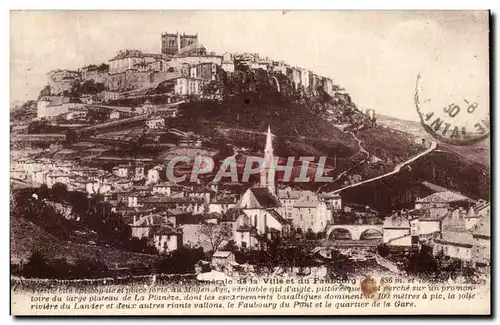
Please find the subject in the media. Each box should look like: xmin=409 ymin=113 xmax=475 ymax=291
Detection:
xmin=37 ymin=31 xmax=339 ymax=120
xmin=382 ymin=192 xmax=491 ymax=267
xmin=10 ymin=127 xmax=345 ymax=256
xmin=12 ymin=118 xmax=490 ymax=271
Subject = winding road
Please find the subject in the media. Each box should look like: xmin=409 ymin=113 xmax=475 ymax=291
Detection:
xmin=330 ymin=140 xmax=437 ymax=194
xmin=316 ymin=131 xmax=369 ymax=194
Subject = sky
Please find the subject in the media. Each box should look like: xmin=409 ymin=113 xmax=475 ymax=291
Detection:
xmin=10 ymin=10 xmax=489 ymax=121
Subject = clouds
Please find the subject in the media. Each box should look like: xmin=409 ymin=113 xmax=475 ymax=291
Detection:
xmin=10 ymin=11 xmax=489 ymax=120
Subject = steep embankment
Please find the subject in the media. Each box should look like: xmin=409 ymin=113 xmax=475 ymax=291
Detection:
xmin=173 ymin=90 xmax=489 ymax=204
xmin=172 ymin=90 xmax=424 ymax=183
xmin=10 ymin=216 xmax=158 ymax=269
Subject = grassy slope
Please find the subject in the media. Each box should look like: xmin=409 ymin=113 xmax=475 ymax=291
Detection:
xmin=11 ymin=216 xmax=158 ymax=269
xmin=172 ymin=92 xmax=427 ymax=184
xmin=376 ymin=114 xmax=490 ymax=167
xmin=174 ymin=93 xmax=489 ymax=202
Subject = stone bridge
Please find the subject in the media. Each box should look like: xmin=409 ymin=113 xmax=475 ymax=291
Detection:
xmin=326 ymin=224 xmax=383 ymax=241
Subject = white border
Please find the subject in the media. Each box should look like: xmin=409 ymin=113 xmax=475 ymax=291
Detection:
xmin=3 ymin=1 xmax=498 ymax=324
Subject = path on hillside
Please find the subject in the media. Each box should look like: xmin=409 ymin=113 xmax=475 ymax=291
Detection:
xmin=330 ymin=140 xmax=437 ymax=194
xmin=316 ymin=131 xmax=370 ymax=194
xmin=217 ymin=126 xmax=354 ymax=144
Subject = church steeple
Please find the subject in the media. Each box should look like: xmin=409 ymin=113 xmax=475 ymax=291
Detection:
xmin=260 ymin=126 xmax=276 ymax=194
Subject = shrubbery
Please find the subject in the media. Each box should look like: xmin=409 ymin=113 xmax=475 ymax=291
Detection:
xmin=18 ymin=251 xmax=110 ymax=279
xmin=154 ymin=247 xmax=205 ymax=274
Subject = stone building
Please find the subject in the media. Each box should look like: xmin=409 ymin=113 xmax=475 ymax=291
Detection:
xmin=108 ymin=49 xmax=162 ymax=74
xmin=161 ymin=32 xmax=199 ymax=56
xmin=47 ymin=69 xmax=80 ymax=95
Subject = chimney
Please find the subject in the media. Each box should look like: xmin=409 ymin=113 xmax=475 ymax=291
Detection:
xmin=177 ymin=32 xmax=181 ymax=52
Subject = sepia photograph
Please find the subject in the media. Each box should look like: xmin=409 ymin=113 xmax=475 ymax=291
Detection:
xmin=9 ymin=10 xmax=490 ymax=316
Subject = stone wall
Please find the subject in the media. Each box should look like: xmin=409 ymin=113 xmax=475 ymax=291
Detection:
xmin=83 ymin=70 xmax=186 ymax=92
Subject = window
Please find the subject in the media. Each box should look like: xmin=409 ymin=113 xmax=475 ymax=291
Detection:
xmin=242 ymin=242 xmax=247 ymax=248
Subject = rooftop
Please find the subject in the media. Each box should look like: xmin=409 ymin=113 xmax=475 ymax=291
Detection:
xmin=473 ymin=216 xmax=490 ymax=238
xmin=294 ymin=191 xmax=321 ymax=208
xmin=153 ymin=225 xmax=178 ymax=236
xmin=212 ymin=251 xmax=233 ymax=258
xmin=235 ymin=187 xmax=280 ymax=210
xmin=473 ymin=199 xmax=491 ymax=214
xmin=277 ymin=187 xmax=301 ymax=200
xmin=267 ymin=209 xmax=288 ymax=225
xmin=110 ymin=49 xmax=162 ymax=62
xmin=436 ymin=231 xmax=473 ymax=247
xmin=383 ymin=213 xmax=410 ymax=229
xmin=419 ymin=209 xmax=449 ymax=221
xmin=416 ymin=191 xmax=474 ymax=204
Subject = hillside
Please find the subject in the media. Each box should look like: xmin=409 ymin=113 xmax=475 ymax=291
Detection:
xmin=376 ymin=114 xmax=490 ymax=168
xmin=166 ymin=89 xmax=490 ymax=203
xmin=10 ymin=215 xmax=159 ymax=269
xmin=168 ymin=89 xmax=423 ymax=184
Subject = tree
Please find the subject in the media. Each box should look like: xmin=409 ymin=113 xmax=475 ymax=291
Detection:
xmin=73 ymin=258 xmax=109 ymax=278
xmin=38 ymin=85 xmax=52 ymax=99
xmin=37 ymin=184 xmax=50 ymax=199
xmin=328 ymin=250 xmax=355 ymax=280
xmin=220 ymin=240 xmax=237 ymax=252
xmin=97 ymin=63 xmax=109 ymax=72
xmin=50 ymin=182 xmax=68 ymax=201
xmin=155 ymin=247 xmax=204 ymax=274
xmin=22 ymin=251 xmax=53 ymax=278
xmin=198 ymin=223 xmax=232 ymax=256
xmin=405 ymin=245 xmax=439 ymax=276
xmin=305 ymin=228 xmax=316 ymax=240
xmin=377 ymin=243 xmax=391 ymax=258
xmin=79 ymin=80 xmax=105 ymax=95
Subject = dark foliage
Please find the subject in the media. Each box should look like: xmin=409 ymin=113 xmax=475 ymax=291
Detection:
xmin=124 ymin=238 xmax=158 ymax=255
xmin=377 ymin=243 xmax=391 ymax=258
xmin=70 ymin=80 xmax=105 ymax=97
xmin=327 ymin=250 xmax=356 ymax=280
xmin=20 ymin=251 xmax=110 ymax=279
xmin=154 ymin=247 xmax=205 ymax=274
xmin=38 ymin=85 xmax=52 ymax=99
xmin=13 ymin=186 xmax=133 ymax=251
xmin=22 ymin=251 xmax=54 ymax=278
xmin=27 ymin=120 xmax=65 ymax=134
xmin=404 ymin=245 xmax=439 ymax=276
xmin=11 ymin=190 xmax=73 ymax=240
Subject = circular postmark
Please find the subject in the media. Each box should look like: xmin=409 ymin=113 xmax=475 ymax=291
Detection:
xmin=414 ymin=66 xmax=490 ymax=146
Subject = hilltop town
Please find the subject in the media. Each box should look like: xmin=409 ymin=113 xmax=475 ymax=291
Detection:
xmin=10 ymin=31 xmax=490 ymax=282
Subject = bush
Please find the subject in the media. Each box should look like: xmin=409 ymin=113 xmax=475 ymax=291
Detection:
xmin=155 ymin=247 xmax=204 ymax=274
xmin=22 ymin=251 xmax=54 ymax=278
xmin=125 ymin=237 xmax=158 ymax=255
xmin=404 ymin=245 xmax=438 ymax=276
xmin=305 ymin=228 xmax=316 ymax=240
xmin=72 ymin=258 xmax=109 ymax=279
xmin=377 ymin=243 xmax=391 ymax=258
